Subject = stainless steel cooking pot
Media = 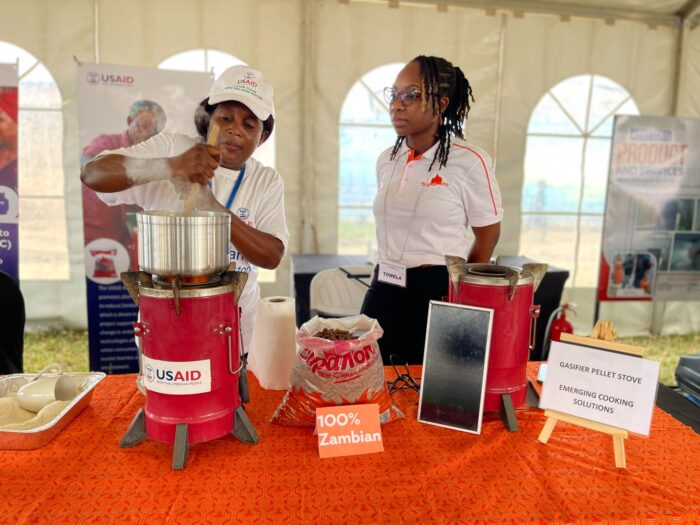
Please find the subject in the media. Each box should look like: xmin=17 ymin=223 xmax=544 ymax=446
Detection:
xmin=137 ymin=211 xmax=231 ymax=277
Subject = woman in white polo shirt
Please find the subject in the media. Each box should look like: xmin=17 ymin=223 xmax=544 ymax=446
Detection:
xmin=81 ymin=65 xmax=290 ymax=355
xmin=361 ymin=55 xmax=502 ymax=365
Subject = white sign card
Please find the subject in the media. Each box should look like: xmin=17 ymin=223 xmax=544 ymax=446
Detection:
xmin=540 ymin=341 xmax=660 ymax=435
xmin=418 ymin=301 xmax=493 ymax=434
xmin=378 ymin=260 xmax=407 ymax=287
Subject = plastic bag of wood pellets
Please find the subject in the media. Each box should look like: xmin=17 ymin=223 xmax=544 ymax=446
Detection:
xmin=270 ymin=315 xmax=403 ymax=426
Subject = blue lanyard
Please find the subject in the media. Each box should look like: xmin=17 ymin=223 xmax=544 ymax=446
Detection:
xmin=224 ymin=164 xmax=246 ymax=209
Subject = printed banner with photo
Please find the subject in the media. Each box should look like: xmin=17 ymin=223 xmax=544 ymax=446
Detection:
xmin=77 ymin=63 xmax=212 ymax=373
xmin=598 ymin=115 xmax=700 ymax=301
xmin=0 ymin=63 xmax=18 ymax=281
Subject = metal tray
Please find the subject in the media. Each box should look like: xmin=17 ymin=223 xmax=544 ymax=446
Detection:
xmin=0 ymin=372 xmax=106 ymax=450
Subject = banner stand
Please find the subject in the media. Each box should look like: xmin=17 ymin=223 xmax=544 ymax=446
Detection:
xmin=597 ymin=115 xmax=700 ymax=335
xmin=0 ymin=63 xmax=19 ymax=281
xmin=594 ymin=299 xmax=667 ymax=335
xmin=77 ymin=63 xmax=212 ymax=374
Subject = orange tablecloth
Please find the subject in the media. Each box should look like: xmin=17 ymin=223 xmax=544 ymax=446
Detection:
xmin=2 ymin=364 xmax=700 ymax=524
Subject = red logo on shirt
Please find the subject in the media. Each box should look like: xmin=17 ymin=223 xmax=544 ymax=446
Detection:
xmin=421 ymin=174 xmax=448 ymax=187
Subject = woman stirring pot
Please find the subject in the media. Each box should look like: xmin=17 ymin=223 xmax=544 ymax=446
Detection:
xmin=80 ymin=65 xmax=290 ymax=354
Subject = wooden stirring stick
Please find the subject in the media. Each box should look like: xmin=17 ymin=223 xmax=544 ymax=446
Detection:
xmin=184 ymin=123 xmax=220 ymax=215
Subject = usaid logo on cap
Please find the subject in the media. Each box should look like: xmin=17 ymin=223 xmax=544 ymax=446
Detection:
xmin=237 ymin=207 xmax=250 ymax=220
xmin=238 ymin=73 xmax=258 ymax=88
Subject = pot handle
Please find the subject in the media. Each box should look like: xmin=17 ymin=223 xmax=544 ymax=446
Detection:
xmin=133 ymin=322 xmax=148 ymax=396
xmin=529 ymin=305 xmax=541 ymax=352
xmin=225 ymin=325 xmax=245 ymax=377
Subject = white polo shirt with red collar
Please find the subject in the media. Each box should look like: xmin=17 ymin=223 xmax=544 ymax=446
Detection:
xmin=373 ymin=138 xmax=502 ymax=268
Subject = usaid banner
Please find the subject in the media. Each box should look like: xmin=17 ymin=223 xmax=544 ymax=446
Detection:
xmin=77 ymin=63 xmax=212 ymax=373
xmin=598 ymin=115 xmax=700 ymax=302
xmin=0 ymin=63 xmax=18 ymax=282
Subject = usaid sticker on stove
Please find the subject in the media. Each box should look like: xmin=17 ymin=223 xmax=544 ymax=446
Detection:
xmin=142 ymin=356 xmax=211 ymax=395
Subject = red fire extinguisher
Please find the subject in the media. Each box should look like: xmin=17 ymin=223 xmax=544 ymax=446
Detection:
xmin=550 ymin=303 xmax=575 ymax=342
xmin=543 ymin=303 xmax=575 ymax=360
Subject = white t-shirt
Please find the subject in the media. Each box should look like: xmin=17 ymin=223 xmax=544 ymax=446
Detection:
xmin=96 ymin=132 xmax=290 ymax=352
xmin=374 ymin=138 xmax=503 ymax=268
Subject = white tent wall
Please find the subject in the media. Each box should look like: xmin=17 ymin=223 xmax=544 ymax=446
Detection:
xmin=94 ymin=0 xmax=305 ymax=306
xmin=1 ymin=0 xmax=94 ymax=327
xmin=498 ymin=14 xmax=680 ymax=336
xmin=678 ymin=21 xmax=700 ymax=116
xmin=0 ymin=0 xmax=305 ymax=327
xmin=0 ymin=0 xmax=698 ymax=337
xmin=640 ymin=21 xmax=700 ymax=338
xmin=307 ymin=1 xmax=501 ymax=253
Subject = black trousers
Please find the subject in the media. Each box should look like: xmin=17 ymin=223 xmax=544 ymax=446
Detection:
xmin=360 ymin=265 xmax=448 ymax=365
xmin=0 ymin=271 xmax=24 ymax=374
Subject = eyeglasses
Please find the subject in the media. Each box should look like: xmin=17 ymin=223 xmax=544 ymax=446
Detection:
xmin=383 ymin=87 xmax=423 ymax=106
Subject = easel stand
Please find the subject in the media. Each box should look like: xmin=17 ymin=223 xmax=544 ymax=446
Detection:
xmin=537 ymin=321 xmax=643 ymax=469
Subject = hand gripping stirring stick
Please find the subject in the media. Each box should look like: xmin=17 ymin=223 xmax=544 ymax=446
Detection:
xmin=184 ymin=123 xmax=220 ymax=215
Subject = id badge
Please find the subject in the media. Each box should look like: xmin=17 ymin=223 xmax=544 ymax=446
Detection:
xmin=378 ymin=260 xmax=407 ymax=288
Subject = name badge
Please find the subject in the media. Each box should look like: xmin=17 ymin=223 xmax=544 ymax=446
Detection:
xmin=378 ymin=260 xmax=407 ymax=288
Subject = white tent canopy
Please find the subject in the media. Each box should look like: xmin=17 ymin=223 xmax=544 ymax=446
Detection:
xmin=2 ymin=0 xmax=700 ymax=336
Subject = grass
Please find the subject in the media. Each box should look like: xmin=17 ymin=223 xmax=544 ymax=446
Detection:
xmin=24 ymin=329 xmax=89 ymax=374
xmin=618 ymin=332 xmax=700 ymax=386
xmin=21 ymin=329 xmax=698 ymax=387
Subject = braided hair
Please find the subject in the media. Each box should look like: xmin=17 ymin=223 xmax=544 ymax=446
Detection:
xmin=389 ymin=55 xmax=474 ymax=171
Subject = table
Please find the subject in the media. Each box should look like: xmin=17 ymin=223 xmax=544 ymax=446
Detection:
xmin=3 ymin=366 xmax=700 ymax=524
xmin=292 ymin=254 xmax=370 ymax=325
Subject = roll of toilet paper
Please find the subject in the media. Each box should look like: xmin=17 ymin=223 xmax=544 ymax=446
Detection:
xmin=247 ymin=296 xmax=297 ymax=390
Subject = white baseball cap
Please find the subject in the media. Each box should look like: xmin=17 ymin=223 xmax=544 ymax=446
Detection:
xmin=207 ymin=65 xmax=275 ymax=120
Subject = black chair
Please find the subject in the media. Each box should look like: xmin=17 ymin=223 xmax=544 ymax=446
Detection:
xmin=676 ymin=353 xmax=700 ymax=405
xmin=0 ymin=270 xmax=24 ymax=374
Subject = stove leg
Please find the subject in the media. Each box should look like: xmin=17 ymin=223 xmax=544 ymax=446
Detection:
xmin=232 ymin=406 xmax=260 ymax=444
xmin=239 ymin=364 xmax=250 ymax=404
xmin=172 ymin=423 xmax=189 ymax=471
xmin=119 ymin=408 xmax=146 ymax=448
xmin=500 ymin=393 xmax=519 ymax=432
xmin=526 ymin=378 xmax=540 ymax=408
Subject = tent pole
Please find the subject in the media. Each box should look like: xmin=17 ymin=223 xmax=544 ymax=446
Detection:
xmin=671 ymin=18 xmax=686 ymax=116
xmin=491 ymin=13 xmax=507 ymax=167
xmin=301 ymin=0 xmax=316 ymax=253
xmin=93 ymin=0 xmax=100 ymax=64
